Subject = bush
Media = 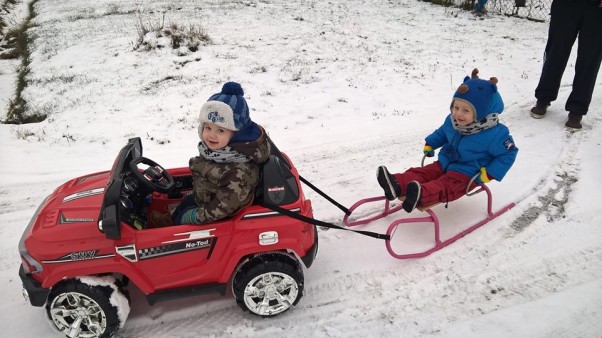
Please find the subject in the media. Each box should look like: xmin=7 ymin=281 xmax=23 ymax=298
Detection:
xmin=133 ymin=13 xmax=211 ymax=53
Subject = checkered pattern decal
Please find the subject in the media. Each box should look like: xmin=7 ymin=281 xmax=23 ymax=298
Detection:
xmin=138 ymin=238 xmax=213 ymax=260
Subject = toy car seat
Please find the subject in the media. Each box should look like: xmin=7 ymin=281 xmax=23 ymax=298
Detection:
xmin=255 ymin=155 xmax=300 ymax=206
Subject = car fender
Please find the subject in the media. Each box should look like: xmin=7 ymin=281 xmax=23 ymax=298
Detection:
xmin=218 ymin=237 xmax=305 ymax=283
xmin=41 ymin=262 xmax=156 ymax=294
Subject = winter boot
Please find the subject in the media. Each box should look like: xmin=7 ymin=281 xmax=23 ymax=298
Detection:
xmin=402 ymin=181 xmax=422 ymax=213
xmin=565 ymin=113 xmax=583 ymax=130
xmin=377 ymin=166 xmax=401 ymax=201
xmin=530 ymin=100 xmax=550 ymax=119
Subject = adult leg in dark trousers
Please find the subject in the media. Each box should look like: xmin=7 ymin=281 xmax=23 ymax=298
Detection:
xmin=531 ymin=0 xmax=602 ymax=129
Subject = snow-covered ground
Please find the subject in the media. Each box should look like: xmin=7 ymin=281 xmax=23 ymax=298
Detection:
xmin=1 ymin=0 xmax=601 ymax=337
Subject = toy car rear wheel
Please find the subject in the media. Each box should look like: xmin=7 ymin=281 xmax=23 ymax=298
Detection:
xmin=46 ymin=279 xmax=123 ymax=338
xmin=232 ymin=254 xmax=303 ymax=317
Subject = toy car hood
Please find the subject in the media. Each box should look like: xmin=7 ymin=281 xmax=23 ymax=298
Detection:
xmin=19 ymin=138 xmax=144 ymax=265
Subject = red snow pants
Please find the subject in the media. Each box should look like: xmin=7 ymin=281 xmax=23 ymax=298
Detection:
xmin=393 ymin=161 xmax=475 ymax=207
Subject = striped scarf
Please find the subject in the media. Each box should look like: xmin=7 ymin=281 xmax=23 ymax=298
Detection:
xmin=197 ymin=140 xmax=250 ymax=163
xmin=452 ymin=113 xmax=499 ymax=136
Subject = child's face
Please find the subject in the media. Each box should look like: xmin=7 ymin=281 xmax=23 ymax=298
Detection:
xmin=201 ymin=122 xmax=236 ymax=150
xmin=451 ymin=100 xmax=475 ymax=126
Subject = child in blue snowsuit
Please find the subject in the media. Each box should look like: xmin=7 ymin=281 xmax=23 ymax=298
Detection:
xmin=377 ymin=69 xmax=518 ymax=213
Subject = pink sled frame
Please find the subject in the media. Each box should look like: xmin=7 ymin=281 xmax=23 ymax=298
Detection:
xmin=343 ymin=185 xmax=515 ymax=259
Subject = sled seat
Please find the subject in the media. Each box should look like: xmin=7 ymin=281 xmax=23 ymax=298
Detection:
xmin=418 ymin=203 xmax=439 ymax=212
xmin=395 ymin=196 xmax=438 ymax=211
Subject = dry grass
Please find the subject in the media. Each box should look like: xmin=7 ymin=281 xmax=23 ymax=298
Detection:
xmin=133 ymin=13 xmax=211 ymax=52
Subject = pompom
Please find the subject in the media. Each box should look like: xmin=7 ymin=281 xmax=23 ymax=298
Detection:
xmin=221 ymin=82 xmax=244 ymax=96
xmin=457 ymin=84 xmax=469 ymax=94
xmin=471 ymin=68 xmax=479 ymax=79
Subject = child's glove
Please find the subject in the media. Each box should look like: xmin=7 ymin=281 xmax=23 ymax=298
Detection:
xmin=477 ymin=167 xmax=494 ymax=184
xmin=423 ymin=144 xmax=434 ymax=157
xmin=180 ymin=208 xmax=198 ymax=224
xmin=150 ymin=210 xmax=173 ymax=227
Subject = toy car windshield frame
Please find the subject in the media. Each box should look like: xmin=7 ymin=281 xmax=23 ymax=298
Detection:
xmin=98 ymin=137 xmax=143 ymax=240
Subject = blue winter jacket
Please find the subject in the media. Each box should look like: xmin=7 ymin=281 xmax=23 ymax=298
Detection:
xmin=425 ymin=115 xmax=518 ymax=182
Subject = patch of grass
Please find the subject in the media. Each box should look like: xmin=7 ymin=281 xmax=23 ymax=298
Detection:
xmin=105 ymin=4 xmax=136 ymax=16
xmin=0 ymin=0 xmax=19 ymax=33
xmin=458 ymin=0 xmax=475 ymax=10
xmin=64 ymin=4 xmax=137 ymax=22
xmin=142 ymin=75 xmax=182 ymax=92
xmin=1 ymin=14 xmax=28 ymax=60
xmin=12 ymin=125 xmax=46 ymax=141
xmin=249 ymin=65 xmax=267 ymax=74
xmin=0 ymin=43 xmax=20 ymax=59
xmin=133 ymin=12 xmax=211 ymax=53
xmin=426 ymin=0 xmax=457 ymax=7
xmin=3 ymin=0 xmax=46 ymax=124
xmin=32 ymin=74 xmax=78 ymax=85
xmin=165 ymin=23 xmax=210 ymax=51
xmin=421 ymin=0 xmax=475 ymax=11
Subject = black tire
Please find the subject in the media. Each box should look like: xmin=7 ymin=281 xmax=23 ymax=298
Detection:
xmin=232 ymin=253 xmax=304 ymax=317
xmin=46 ymin=279 xmax=124 ymax=338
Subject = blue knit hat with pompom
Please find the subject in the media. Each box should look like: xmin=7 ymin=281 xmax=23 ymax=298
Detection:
xmin=199 ymin=82 xmax=251 ymax=131
xmin=451 ymin=69 xmax=502 ymax=122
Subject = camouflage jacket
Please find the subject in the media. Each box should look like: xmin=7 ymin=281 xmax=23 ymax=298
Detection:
xmin=189 ymin=125 xmax=270 ymax=223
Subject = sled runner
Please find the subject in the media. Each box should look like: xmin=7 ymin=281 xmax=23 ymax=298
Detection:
xmin=343 ymin=173 xmax=515 ymax=259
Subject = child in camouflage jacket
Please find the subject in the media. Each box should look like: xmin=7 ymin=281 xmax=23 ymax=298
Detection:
xmin=154 ymin=82 xmax=270 ymax=226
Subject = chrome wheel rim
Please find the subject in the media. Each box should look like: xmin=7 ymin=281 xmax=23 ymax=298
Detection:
xmin=243 ymin=272 xmax=299 ymax=316
xmin=49 ymin=292 xmax=107 ymax=338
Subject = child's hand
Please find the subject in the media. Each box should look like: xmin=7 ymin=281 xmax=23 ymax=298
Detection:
xmin=180 ymin=209 xmax=198 ymax=224
xmin=423 ymin=144 xmax=434 ymax=157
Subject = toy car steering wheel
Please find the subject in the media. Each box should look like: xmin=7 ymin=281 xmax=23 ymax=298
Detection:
xmin=129 ymin=157 xmax=175 ymax=193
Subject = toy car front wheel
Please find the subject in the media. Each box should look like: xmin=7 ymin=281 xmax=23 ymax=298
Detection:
xmin=46 ymin=279 xmax=125 ymax=338
xmin=233 ymin=254 xmax=303 ymax=317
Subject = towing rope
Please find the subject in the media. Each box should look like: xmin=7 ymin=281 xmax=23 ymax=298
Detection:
xmin=260 ymin=202 xmax=390 ymax=240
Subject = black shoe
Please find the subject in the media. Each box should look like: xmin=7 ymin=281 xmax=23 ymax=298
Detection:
xmin=377 ymin=166 xmax=401 ymax=201
xmin=565 ymin=113 xmax=583 ymax=130
xmin=530 ymin=100 xmax=550 ymax=119
xmin=402 ymin=181 xmax=422 ymax=213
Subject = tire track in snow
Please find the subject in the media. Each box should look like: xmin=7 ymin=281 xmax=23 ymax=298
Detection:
xmin=295 ymin=231 xmax=602 ymax=337
xmin=113 ymin=226 xmax=602 ymax=338
xmin=117 ymin=118 xmax=602 ymax=337
xmin=11 ymin=116 xmax=600 ymax=338
xmin=509 ymin=121 xmax=594 ymax=232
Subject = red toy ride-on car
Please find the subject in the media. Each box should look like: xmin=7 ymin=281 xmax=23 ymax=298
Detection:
xmin=18 ymin=137 xmax=318 ymax=338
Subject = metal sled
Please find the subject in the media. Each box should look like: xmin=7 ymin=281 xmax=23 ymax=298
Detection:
xmin=264 ymin=140 xmax=515 ymax=259
xmin=343 ymin=181 xmax=515 ymax=259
